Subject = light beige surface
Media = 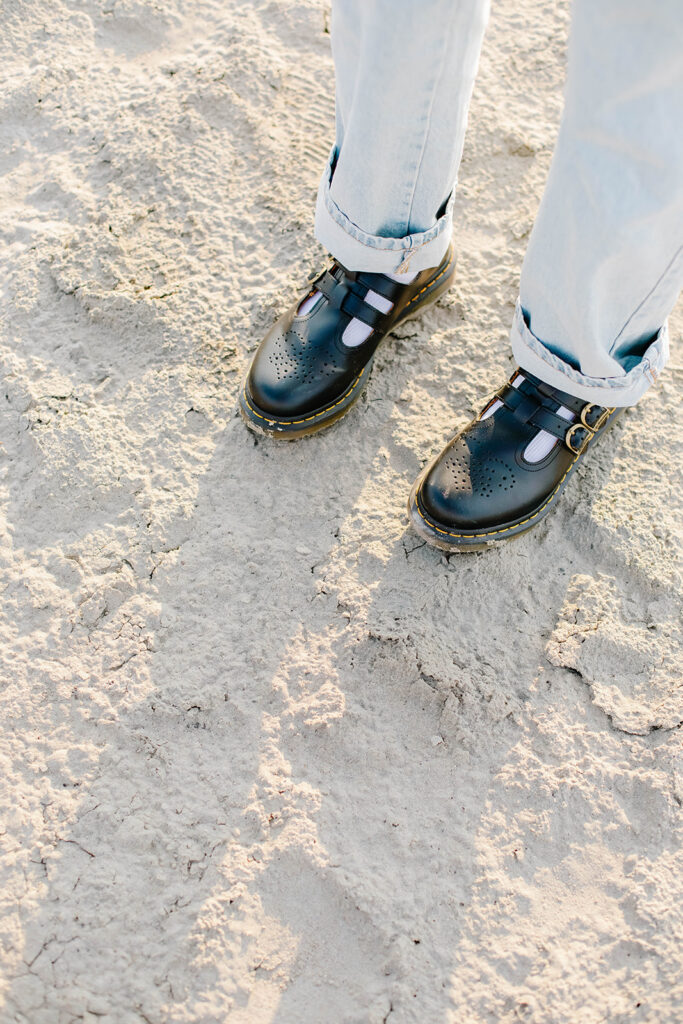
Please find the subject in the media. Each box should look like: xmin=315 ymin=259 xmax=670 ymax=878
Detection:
xmin=1 ymin=1 xmax=681 ymax=1022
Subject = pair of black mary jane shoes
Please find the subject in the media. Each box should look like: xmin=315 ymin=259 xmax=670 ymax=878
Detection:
xmin=239 ymin=245 xmax=621 ymax=552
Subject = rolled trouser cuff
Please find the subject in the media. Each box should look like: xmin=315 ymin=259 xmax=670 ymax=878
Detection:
xmin=314 ymin=148 xmax=453 ymax=275
xmin=510 ymin=299 xmax=669 ymax=408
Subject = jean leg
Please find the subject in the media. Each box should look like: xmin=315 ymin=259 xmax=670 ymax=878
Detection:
xmin=315 ymin=0 xmax=490 ymax=274
xmin=513 ymin=0 xmax=683 ymax=407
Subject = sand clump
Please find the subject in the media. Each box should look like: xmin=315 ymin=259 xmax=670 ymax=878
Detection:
xmin=0 ymin=1 xmax=681 ymax=1022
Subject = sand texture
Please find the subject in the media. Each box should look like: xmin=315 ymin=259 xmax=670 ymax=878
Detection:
xmin=1 ymin=1 xmax=682 ymax=1021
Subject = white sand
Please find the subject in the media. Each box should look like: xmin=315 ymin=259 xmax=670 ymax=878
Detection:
xmin=1 ymin=1 xmax=681 ymax=1022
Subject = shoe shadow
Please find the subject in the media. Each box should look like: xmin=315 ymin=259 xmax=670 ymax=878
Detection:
xmin=4 ymin=328 xmax=681 ymax=1022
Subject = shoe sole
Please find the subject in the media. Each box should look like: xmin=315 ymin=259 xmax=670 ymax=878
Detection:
xmin=239 ymin=250 xmax=457 ymax=440
xmin=407 ymin=408 xmax=623 ymax=553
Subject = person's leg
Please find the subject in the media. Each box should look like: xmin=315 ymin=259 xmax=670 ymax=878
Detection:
xmin=317 ymin=0 xmax=491 ymax=276
xmin=410 ymin=0 xmax=683 ymax=550
xmin=241 ymin=0 xmax=490 ymax=438
xmin=512 ymin=0 xmax=683 ymax=408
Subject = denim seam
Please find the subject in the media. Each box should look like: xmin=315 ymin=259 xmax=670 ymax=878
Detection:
xmin=321 ymin=150 xmax=453 ymax=253
xmin=402 ymin=8 xmax=455 ymax=237
xmin=609 ymin=244 xmax=683 ymax=356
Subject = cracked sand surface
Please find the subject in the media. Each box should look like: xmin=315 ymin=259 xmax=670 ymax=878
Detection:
xmin=0 ymin=1 xmax=681 ymax=1022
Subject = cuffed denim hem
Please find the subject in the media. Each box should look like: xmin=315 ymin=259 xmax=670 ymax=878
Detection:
xmin=510 ymin=299 xmax=669 ymax=408
xmin=314 ymin=149 xmax=454 ymax=275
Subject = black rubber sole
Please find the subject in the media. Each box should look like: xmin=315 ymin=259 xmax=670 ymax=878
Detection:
xmin=239 ymin=250 xmax=457 ymax=440
xmin=408 ymin=409 xmax=623 ymax=553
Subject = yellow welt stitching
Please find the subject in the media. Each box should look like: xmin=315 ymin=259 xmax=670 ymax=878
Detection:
xmin=404 ymin=248 xmax=455 ymax=309
xmin=415 ymin=454 xmax=581 ymax=538
xmin=243 ymin=367 xmax=366 ymax=426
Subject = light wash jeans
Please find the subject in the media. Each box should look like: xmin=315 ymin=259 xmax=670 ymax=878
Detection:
xmin=315 ymin=0 xmax=683 ymax=407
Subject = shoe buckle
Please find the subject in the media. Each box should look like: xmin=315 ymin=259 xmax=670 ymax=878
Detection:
xmin=580 ymin=403 xmax=612 ymax=431
xmin=565 ymin=422 xmax=593 ymax=456
xmin=306 ymin=256 xmax=334 ymax=285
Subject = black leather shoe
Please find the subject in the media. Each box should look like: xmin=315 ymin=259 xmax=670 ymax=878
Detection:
xmin=240 ymin=244 xmax=456 ymax=438
xmin=408 ymin=368 xmax=623 ymax=551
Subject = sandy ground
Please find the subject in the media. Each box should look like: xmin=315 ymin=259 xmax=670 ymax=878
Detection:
xmin=1 ymin=1 xmax=682 ymax=1022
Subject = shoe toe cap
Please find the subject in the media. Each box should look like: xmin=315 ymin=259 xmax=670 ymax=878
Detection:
xmin=419 ymin=464 xmax=474 ymax=529
xmin=418 ymin=431 xmax=525 ymax=530
xmin=247 ymin=327 xmax=314 ymax=417
xmin=246 ymin=308 xmax=355 ymax=418
xmin=247 ymin=358 xmax=299 ymax=417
